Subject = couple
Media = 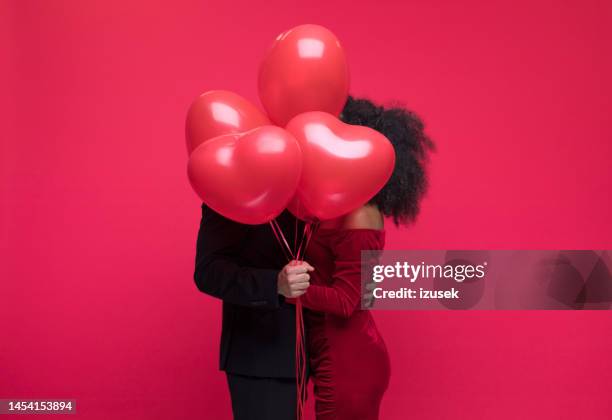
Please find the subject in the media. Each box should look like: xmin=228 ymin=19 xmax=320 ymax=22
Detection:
xmin=194 ymin=96 xmax=433 ymax=420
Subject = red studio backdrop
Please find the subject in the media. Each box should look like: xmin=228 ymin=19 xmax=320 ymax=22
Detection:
xmin=1 ymin=1 xmax=611 ymax=419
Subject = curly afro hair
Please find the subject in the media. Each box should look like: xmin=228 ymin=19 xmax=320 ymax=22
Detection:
xmin=339 ymin=96 xmax=434 ymax=226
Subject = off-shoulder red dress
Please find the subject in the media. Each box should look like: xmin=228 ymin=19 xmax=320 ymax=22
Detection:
xmin=300 ymin=228 xmax=391 ymax=420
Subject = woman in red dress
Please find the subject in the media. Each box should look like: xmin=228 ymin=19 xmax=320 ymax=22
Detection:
xmin=299 ymin=96 xmax=434 ymax=420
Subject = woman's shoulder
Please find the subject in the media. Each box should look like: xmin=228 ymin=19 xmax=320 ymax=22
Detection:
xmin=316 ymin=205 xmax=385 ymax=233
xmin=341 ymin=205 xmax=384 ymax=231
xmin=314 ymin=206 xmax=385 ymax=255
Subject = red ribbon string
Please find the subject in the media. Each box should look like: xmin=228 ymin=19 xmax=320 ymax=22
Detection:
xmin=268 ymin=217 xmax=317 ymax=420
xmin=269 ymin=219 xmax=295 ymax=260
xmin=294 ymin=223 xmax=310 ymax=262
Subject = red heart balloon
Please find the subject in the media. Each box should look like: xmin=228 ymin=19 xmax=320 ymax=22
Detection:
xmin=185 ymin=90 xmax=270 ymax=155
xmin=258 ymin=24 xmax=349 ymax=126
xmin=188 ymin=126 xmax=302 ymax=225
xmin=286 ymin=112 xmax=395 ymax=221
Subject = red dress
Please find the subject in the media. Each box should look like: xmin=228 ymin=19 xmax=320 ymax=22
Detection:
xmin=300 ymin=228 xmax=391 ymax=420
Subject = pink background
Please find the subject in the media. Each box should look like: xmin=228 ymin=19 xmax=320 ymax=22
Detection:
xmin=1 ymin=0 xmax=611 ymax=419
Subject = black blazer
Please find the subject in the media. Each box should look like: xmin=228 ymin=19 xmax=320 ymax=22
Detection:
xmin=194 ymin=204 xmax=303 ymax=378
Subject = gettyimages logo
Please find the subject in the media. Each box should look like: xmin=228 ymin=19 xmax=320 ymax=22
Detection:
xmin=362 ymin=250 xmax=612 ymax=310
xmin=372 ymin=260 xmax=488 ymax=283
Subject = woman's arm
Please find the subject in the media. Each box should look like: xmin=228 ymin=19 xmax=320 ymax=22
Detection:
xmin=299 ymin=271 xmax=361 ymax=318
xmin=299 ymin=228 xmax=383 ymax=318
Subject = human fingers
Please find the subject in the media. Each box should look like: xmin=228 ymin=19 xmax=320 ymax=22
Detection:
xmin=286 ymin=264 xmax=309 ymax=275
xmin=299 ymin=261 xmax=315 ymax=272
xmin=289 ymin=273 xmax=310 ymax=284
xmin=292 ymin=281 xmax=310 ymax=291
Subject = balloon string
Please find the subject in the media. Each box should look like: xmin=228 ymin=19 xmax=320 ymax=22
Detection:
xmin=269 ymin=219 xmax=295 ymax=260
xmin=275 ymin=219 xmax=295 ymax=260
xmin=294 ymin=222 xmax=308 ymax=420
xmin=301 ymin=221 xmax=319 ymax=261
xmin=294 ymin=223 xmax=310 ymax=261
xmin=294 ymin=200 xmax=299 ymax=259
xmin=294 ymin=221 xmax=318 ymax=420
xmin=269 ymin=221 xmax=292 ymax=261
xmin=269 ymin=218 xmax=319 ymax=420
xmin=295 ymin=298 xmax=305 ymax=419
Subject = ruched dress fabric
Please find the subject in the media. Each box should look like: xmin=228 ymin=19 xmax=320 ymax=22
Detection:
xmin=300 ymin=228 xmax=391 ymax=420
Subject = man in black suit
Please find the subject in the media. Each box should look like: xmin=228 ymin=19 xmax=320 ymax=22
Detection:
xmin=194 ymin=204 xmax=312 ymax=420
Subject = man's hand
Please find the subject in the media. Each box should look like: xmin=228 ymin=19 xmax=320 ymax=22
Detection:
xmin=277 ymin=260 xmax=314 ymax=298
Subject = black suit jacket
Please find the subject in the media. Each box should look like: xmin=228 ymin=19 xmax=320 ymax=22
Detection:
xmin=194 ymin=204 xmax=303 ymax=378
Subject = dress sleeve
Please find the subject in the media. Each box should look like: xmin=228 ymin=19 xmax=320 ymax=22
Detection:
xmin=299 ymin=230 xmax=383 ymax=318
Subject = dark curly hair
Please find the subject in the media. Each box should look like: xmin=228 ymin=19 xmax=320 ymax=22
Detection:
xmin=339 ymin=96 xmax=434 ymax=226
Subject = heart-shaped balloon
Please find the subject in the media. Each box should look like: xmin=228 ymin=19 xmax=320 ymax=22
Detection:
xmin=188 ymin=126 xmax=302 ymax=225
xmin=286 ymin=112 xmax=395 ymax=221
xmin=258 ymin=24 xmax=349 ymax=126
xmin=185 ymin=90 xmax=270 ymax=155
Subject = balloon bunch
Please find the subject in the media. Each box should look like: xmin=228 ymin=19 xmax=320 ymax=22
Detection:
xmin=186 ymin=24 xmax=395 ymax=225
xmin=185 ymin=24 xmax=395 ymax=418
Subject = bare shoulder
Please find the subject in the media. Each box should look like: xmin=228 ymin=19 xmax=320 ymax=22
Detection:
xmin=341 ymin=205 xmax=384 ymax=230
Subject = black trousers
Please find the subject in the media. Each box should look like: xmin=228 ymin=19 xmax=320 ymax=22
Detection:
xmin=226 ymin=373 xmax=298 ymax=420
